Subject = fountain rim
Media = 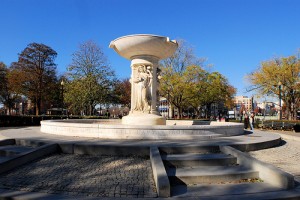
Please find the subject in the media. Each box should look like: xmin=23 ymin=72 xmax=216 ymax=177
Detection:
xmin=40 ymin=119 xmax=245 ymax=140
xmin=109 ymin=34 xmax=178 ymax=45
xmin=41 ymin=119 xmax=243 ymax=130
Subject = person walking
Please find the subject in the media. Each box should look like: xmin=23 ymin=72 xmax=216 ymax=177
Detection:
xmin=244 ymin=112 xmax=249 ymax=129
xmin=249 ymin=112 xmax=255 ymax=130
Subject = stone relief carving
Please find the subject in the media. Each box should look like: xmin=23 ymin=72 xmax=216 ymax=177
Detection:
xmin=133 ymin=65 xmax=153 ymax=112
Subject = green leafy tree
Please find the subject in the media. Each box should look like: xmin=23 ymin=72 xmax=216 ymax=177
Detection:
xmin=160 ymin=40 xmax=207 ymax=119
xmin=201 ymin=72 xmax=236 ymax=117
xmin=160 ymin=65 xmax=207 ymax=118
xmin=186 ymin=70 xmax=208 ymax=117
xmin=10 ymin=43 xmax=58 ymax=115
xmin=160 ymin=40 xmax=236 ymax=119
xmin=66 ymin=40 xmax=115 ymax=115
xmin=247 ymin=54 xmax=300 ymax=120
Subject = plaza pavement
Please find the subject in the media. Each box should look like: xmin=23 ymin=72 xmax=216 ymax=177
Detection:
xmin=0 ymin=126 xmax=299 ymax=199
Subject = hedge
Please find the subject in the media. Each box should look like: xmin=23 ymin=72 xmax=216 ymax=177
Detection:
xmin=0 ymin=115 xmax=109 ymax=127
xmin=259 ymin=119 xmax=300 ymax=132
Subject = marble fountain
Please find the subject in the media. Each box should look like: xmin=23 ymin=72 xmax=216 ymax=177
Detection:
xmin=41 ymin=34 xmax=244 ymax=140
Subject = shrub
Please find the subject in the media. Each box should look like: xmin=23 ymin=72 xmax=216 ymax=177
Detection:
xmin=0 ymin=115 xmax=83 ymax=127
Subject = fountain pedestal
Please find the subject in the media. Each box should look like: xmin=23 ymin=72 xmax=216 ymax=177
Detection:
xmin=110 ymin=34 xmax=178 ymax=125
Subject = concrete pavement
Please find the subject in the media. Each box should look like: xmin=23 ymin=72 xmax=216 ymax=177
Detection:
xmin=0 ymin=126 xmax=299 ymax=199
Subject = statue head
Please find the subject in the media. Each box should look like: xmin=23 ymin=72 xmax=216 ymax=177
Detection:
xmin=137 ymin=65 xmax=146 ymax=73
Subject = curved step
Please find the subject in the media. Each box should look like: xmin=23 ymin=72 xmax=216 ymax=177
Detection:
xmin=0 ymin=156 xmax=11 ymax=163
xmin=168 ymin=166 xmax=259 ymax=184
xmin=159 ymin=146 xmax=220 ymax=154
xmin=0 ymin=145 xmax=34 ymax=156
xmin=171 ymin=182 xmax=284 ymax=197
xmin=162 ymin=153 xmax=237 ymax=167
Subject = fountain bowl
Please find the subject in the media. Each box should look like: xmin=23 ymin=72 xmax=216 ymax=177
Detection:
xmin=109 ymin=34 xmax=178 ymax=60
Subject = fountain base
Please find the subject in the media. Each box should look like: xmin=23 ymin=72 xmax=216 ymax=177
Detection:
xmin=122 ymin=113 xmax=166 ymax=125
xmin=40 ymin=119 xmax=244 ymax=140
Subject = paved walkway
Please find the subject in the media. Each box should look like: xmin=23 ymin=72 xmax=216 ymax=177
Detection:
xmin=249 ymin=129 xmax=300 ymax=183
xmin=0 ymin=154 xmax=157 ymax=198
xmin=264 ymin=129 xmax=300 ymax=142
xmin=0 ymin=126 xmax=281 ymax=148
xmin=0 ymin=126 xmax=299 ymax=199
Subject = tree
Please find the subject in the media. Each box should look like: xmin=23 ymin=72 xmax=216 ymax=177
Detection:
xmin=0 ymin=62 xmax=6 ymax=96
xmin=160 ymin=65 xmax=207 ymax=118
xmin=201 ymin=72 xmax=236 ymax=117
xmin=112 ymin=78 xmax=131 ymax=107
xmin=159 ymin=40 xmax=236 ymax=119
xmin=0 ymin=62 xmax=22 ymax=115
xmin=66 ymin=40 xmax=115 ymax=115
xmin=10 ymin=43 xmax=58 ymax=115
xmin=247 ymin=55 xmax=300 ymax=120
xmin=162 ymin=40 xmax=205 ymax=74
xmin=160 ymin=40 xmax=207 ymax=119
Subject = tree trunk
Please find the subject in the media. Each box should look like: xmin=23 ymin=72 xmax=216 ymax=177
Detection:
xmin=35 ymin=101 xmax=39 ymax=116
xmin=293 ymin=107 xmax=297 ymax=120
xmin=89 ymin=103 xmax=93 ymax=116
xmin=179 ymin=107 xmax=183 ymax=119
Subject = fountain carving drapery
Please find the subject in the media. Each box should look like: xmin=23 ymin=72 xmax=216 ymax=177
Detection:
xmin=132 ymin=64 xmax=152 ymax=112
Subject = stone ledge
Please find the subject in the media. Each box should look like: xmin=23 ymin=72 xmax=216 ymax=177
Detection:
xmin=40 ymin=120 xmax=244 ymax=140
xmin=150 ymin=146 xmax=170 ymax=197
xmin=0 ymin=142 xmax=59 ymax=175
xmin=220 ymin=146 xmax=295 ymax=189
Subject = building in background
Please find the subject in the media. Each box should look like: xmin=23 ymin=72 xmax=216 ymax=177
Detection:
xmin=159 ymin=97 xmax=171 ymax=118
xmin=233 ymin=96 xmax=254 ymax=112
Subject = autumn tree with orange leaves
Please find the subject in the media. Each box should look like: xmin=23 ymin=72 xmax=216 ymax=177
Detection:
xmin=9 ymin=43 xmax=58 ymax=115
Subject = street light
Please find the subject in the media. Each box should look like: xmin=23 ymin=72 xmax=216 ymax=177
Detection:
xmin=278 ymin=81 xmax=282 ymax=120
xmin=61 ymin=79 xmax=64 ymax=116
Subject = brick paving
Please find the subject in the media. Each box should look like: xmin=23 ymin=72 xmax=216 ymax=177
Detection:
xmin=0 ymin=154 xmax=157 ymax=198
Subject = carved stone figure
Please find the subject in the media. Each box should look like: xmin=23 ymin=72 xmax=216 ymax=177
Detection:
xmin=109 ymin=34 xmax=178 ymax=125
xmin=133 ymin=65 xmax=152 ymax=112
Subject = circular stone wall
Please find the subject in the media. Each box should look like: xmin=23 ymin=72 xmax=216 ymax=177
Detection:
xmin=40 ymin=119 xmax=245 ymax=140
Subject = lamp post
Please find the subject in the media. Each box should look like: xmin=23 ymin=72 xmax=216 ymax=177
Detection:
xmin=167 ymin=93 xmax=170 ymax=119
xmin=61 ymin=79 xmax=64 ymax=116
xmin=278 ymin=81 xmax=282 ymax=120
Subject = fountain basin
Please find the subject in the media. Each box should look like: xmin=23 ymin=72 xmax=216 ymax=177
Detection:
xmin=109 ymin=34 xmax=178 ymax=60
xmin=40 ymin=120 xmax=244 ymax=140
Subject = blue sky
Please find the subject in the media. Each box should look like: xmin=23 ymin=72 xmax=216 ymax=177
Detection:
xmin=0 ymin=0 xmax=299 ymax=96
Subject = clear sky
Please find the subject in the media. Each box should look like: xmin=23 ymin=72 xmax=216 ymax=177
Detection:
xmin=0 ymin=0 xmax=299 ymax=96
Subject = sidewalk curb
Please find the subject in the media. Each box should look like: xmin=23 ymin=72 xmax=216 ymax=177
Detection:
xmin=278 ymin=133 xmax=300 ymax=142
xmin=255 ymin=129 xmax=300 ymax=142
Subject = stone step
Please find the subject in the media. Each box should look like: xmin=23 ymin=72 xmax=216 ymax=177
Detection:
xmin=168 ymin=166 xmax=259 ymax=185
xmin=162 ymin=153 xmax=237 ymax=167
xmin=0 ymin=156 xmax=11 ymax=163
xmin=159 ymin=146 xmax=220 ymax=155
xmin=171 ymin=182 xmax=283 ymax=198
xmin=0 ymin=145 xmax=34 ymax=157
